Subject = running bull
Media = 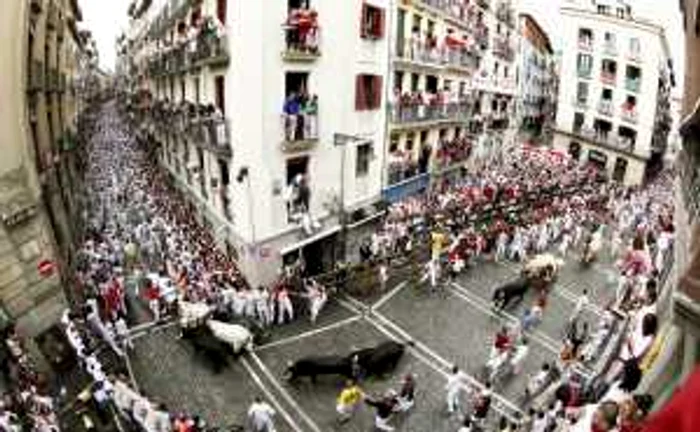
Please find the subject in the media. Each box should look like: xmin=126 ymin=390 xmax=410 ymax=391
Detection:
xmin=286 ymin=340 xmax=408 ymax=383
xmin=492 ymin=277 xmax=531 ymax=311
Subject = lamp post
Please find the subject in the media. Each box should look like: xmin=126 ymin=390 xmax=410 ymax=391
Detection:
xmin=333 ymin=133 xmax=371 ymax=262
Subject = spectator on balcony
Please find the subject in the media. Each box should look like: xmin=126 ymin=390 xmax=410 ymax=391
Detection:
xmin=304 ymin=95 xmax=318 ymax=138
xmin=409 ymin=26 xmax=422 ymax=60
xmin=283 ymin=93 xmax=301 ymax=141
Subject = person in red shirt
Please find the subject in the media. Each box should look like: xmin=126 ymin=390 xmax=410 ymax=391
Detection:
xmin=144 ymin=280 xmax=161 ymax=322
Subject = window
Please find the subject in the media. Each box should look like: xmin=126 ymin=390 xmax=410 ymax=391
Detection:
xmin=419 ymin=130 xmax=428 ymax=146
xmin=286 ymin=156 xmax=309 ymax=184
xmin=616 ymin=8 xmax=625 ymax=19
xmin=393 ymin=71 xmax=404 ymax=92
xmin=360 ymin=3 xmax=385 ymax=39
xmin=194 ymin=77 xmax=200 ymax=104
xmin=218 ymin=159 xmax=230 ymax=185
xmin=577 ymin=53 xmax=593 ymax=74
xmin=355 ymin=74 xmax=383 ymax=110
xmin=629 ymin=37 xmax=640 ymax=55
xmin=356 ymin=143 xmax=372 ymax=177
xmin=217 ymin=0 xmax=227 ymax=25
xmin=504 ymin=66 xmax=509 ymax=78
xmin=410 ymin=73 xmax=419 ymax=92
xmin=576 ymin=82 xmax=589 ymax=103
xmin=573 ymin=112 xmax=585 ymax=132
xmin=578 ymin=28 xmax=593 ymax=46
xmin=215 ymin=75 xmax=225 ymax=114
xmin=180 ymin=78 xmax=186 ymax=101
xmin=405 ymin=132 xmax=415 ymax=151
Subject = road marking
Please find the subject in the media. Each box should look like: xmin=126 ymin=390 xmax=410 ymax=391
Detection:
xmin=373 ymin=281 xmax=408 ymax=310
xmin=240 ymin=356 xmax=305 ymax=432
xmin=363 ymin=312 xmax=524 ymax=424
xmin=449 ymin=282 xmax=562 ymax=353
xmin=247 ymin=351 xmax=323 ymax=432
xmin=254 ymin=316 xmax=362 ymax=352
xmin=122 ymin=348 xmax=140 ymax=392
xmin=129 ymin=320 xmax=178 ymax=341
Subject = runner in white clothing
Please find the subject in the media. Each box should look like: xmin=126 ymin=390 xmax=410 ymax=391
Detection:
xmin=247 ymin=397 xmax=276 ymax=432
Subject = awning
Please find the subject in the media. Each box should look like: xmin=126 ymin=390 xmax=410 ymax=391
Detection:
xmin=279 ymin=224 xmax=341 ymax=256
xmin=445 ymin=35 xmax=467 ymax=48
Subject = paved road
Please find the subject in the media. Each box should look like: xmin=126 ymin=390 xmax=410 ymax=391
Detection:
xmin=125 ymin=251 xmax=619 ymax=431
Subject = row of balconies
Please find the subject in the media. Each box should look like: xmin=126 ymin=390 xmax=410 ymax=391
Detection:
xmin=579 ymin=38 xmax=642 ymax=64
xmin=145 ymin=102 xmax=232 ymax=158
xmin=574 ymin=98 xmax=639 ymax=124
xmin=417 ymin=0 xmax=489 ymax=30
xmin=147 ymin=33 xmax=230 ymax=77
xmin=395 ymin=39 xmax=481 ymax=71
xmin=577 ymin=68 xmax=641 ymax=93
xmin=389 ymin=100 xmax=474 ymax=125
xmin=572 ymin=126 xmax=637 ymax=154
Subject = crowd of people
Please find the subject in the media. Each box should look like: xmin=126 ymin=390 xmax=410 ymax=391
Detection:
xmin=353 ymin=144 xmax=675 ymax=430
xmin=282 ymin=91 xmax=319 ymax=142
xmin=0 ymin=325 xmax=59 ymax=431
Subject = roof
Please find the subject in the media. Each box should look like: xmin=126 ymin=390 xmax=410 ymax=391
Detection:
xmin=519 ymin=13 xmax=553 ymax=55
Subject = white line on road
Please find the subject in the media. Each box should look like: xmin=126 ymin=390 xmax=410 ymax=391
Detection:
xmin=449 ymin=282 xmax=562 ymax=353
xmin=372 ymin=281 xmax=408 ymax=310
xmin=363 ymin=312 xmax=524 ymax=423
xmin=240 ymin=356 xmax=305 ymax=432
xmin=129 ymin=320 xmax=178 ymax=342
xmin=247 ymin=351 xmax=323 ymax=432
xmin=254 ymin=316 xmax=362 ymax=352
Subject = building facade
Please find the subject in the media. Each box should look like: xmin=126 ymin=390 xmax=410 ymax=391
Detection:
xmin=127 ymin=0 xmax=390 ymax=284
xmin=0 ymin=0 xmax=97 ymax=364
xmin=516 ymin=13 xmax=557 ymax=142
xmin=552 ymin=0 xmax=673 ymax=185
xmin=384 ymin=0 xmax=519 ymax=202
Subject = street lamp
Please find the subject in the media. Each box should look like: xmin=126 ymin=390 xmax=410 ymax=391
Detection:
xmin=333 ymin=133 xmax=372 ymax=262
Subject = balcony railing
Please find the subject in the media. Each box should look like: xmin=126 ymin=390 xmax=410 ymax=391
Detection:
xmin=203 ymin=117 xmax=232 ymax=157
xmin=495 ymin=4 xmax=515 ymax=27
xmin=396 ymin=39 xmax=443 ymax=66
xmin=282 ymin=112 xmax=319 ymax=152
xmin=578 ymin=39 xmax=593 ymax=52
xmin=572 ymin=127 xmax=637 ymax=154
xmin=173 ymin=44 xmax=189 ymax=72
xmin=445 ymin=48 xmax=479 ymax=71
xmin=628 ymin=50 xmax=642 ymax=63
xmin=474 ymin=25 xmax=489 ymax=49
xmin=282 ymin=20 xmax=320 ymax=61
xmin=620 ymin=107 xmax=639 ymax=124
xmin=597 ymin=100 xmax=613 ymax=116
xmin=492 ymin=37 xmax=515 ymax=61
xmin=603 ymin=42 xmax=617 ymax=57
xmin=625 ymin=78 xmax=641 ymax=93
xmin=27 ymin=59 xmax=44 ymax=92
xmin=191 ymin=33 xmax=229 ymax=67
xmin=390 ymin=101 xmax=471 ymax=125
xmin=600 ymin=71 xmax=617 ymax=85
xmin=573 ymin=97 xmax=588 ymax=109
xmin=577 ymin=67 xmax=592 ymax=79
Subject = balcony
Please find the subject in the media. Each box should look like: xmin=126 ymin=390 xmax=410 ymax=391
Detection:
xmin=628 ymin=50 xmax=642 ymax=63
xmin=495 ymin=3 xmax=515 ymax=27
xmin=444 ymin=48 xmax=479 ymax=72
xmin=26 ymin=59 xmax=44 ymax=92
xmin=569 ymin=127 xmax=637 ymax=155
xmin=395 ymin=39 xmax=443 ymax=67
xmin=597 ymin=100 xmax=613 ymax=116
xmin=389 ymin=100 xmax=470 ymax=126
xmin=282 ymin=14 xmax=320 ymax=62
xmin=600 ymin=71 xmax=617 ymax=86
xmin=625 ymin=78 xmax=641 ymax=93
xmin=382 ymin=172 xmax=430 ymax=203
xmin=578 ymin=39 xmax=593 ymax=52
xmin=474 ymin=24 xmax=489 ymax=49
xmin=620 ymin=107 xmax=639 ymax=124
xmin=281 ymin=112 xmax=319 ymax=152
xmin=492 ymin=36 xmax=515 ymax=61
xmin=203 ymin=117 xmax=232 ymax=158
xmin=173 ymin=44 xmax=189 ymax=73
xmin=191 ymin=33 xmax=229 ymax=68
xmin=603 ymin=42 xmax=617 ymax=57
xmin=577 ymin=67 xmax=592 ymax=79
xmin=573 ymin=97 xmax=588 ymax=110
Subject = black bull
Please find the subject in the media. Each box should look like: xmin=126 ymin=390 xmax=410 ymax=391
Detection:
xmin=492 ymin=277 xmax=531 ymax=311
xmin=285 ymin=341 xmax=406 ymax=382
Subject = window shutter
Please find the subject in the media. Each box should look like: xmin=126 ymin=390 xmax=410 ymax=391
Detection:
xmin=355 ymin=75 xmax=366 ymax=110
xmin=360 ymin=3 xmax=368 ymax=38
xmin=376 ymin=7 xmax=385 ymax=38
xmin=373 ymin=76 xmax=383 ymax=109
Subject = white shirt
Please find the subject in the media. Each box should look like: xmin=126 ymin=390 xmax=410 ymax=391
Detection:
xmin=573 ymin=294 xmax=589 ymax=316
xmin=248 ymin=402 xmax=275 ymax=430
xmin=445 ymin=371 xmax=468 ymax=393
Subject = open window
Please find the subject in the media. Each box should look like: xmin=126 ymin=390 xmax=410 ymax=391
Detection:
xmin=360 ymin=2 xmax=385 ymax=39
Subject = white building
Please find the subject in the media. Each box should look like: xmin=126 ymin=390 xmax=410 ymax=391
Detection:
xmin=384 ymin=0 xmax=519 ymax=201
xmin=516 ymin=13 xmax=557 ymax=142
xmin=128 ymin=0 xmax=390 ymax=284
xmin=552 ymin=0 xmax=673 ymax=185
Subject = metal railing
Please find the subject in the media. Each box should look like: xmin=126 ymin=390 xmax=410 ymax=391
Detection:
xmin=191 ymin=33 xmax=229 ymax=66
xmin=603 ymin=42 xmax=617 ymax=57
xmin=389 ymin=101 xmax=471 ymax=124
xmin=625 ymin=78 xmax=641 ymax=93
xmin=578 ymin=39 xmax=593 ymax=52
xmin=620 ymin=108 xmax=639 ymax=124
xmin=577 ymin=67 xmax=592 ymax=79
xmin=597 ymin=100 xmax=613 ymax=116
xmin=282 ymin=23 xmax=320 ymax=60
xmin=600 ymin=71 xmax=617 ymax=85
